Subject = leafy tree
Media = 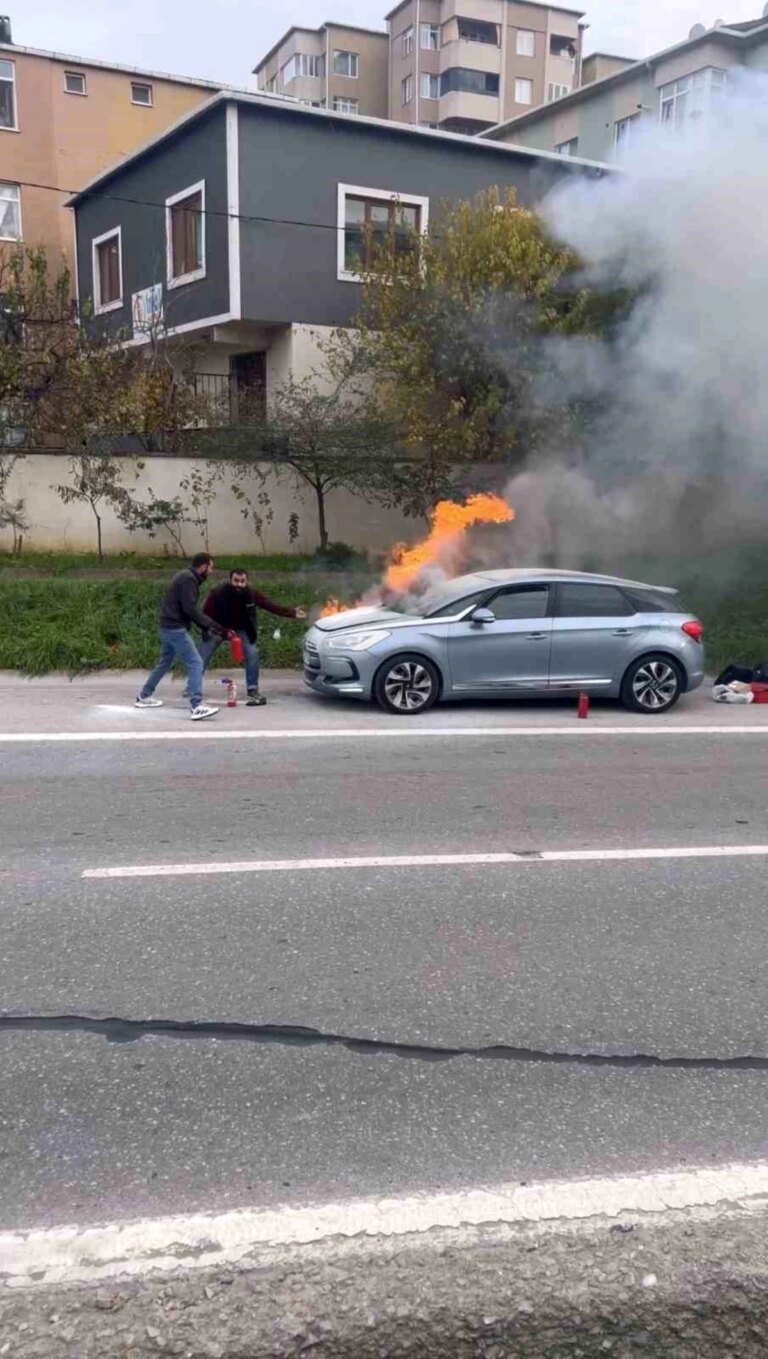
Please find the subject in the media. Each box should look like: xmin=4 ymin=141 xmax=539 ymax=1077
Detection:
xmin=53 ymin=454 xmax=134 ymax=561
xmin=0 ymin=453 xmax=28 ymax=554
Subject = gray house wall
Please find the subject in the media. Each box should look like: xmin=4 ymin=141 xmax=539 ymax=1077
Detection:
xmin=74 ymin=104 xmax=230 ymax=335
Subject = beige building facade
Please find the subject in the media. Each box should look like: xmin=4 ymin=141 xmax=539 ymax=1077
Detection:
xmin=484 ymin=14 xmax=768 ymax=160
xmin=253 ymin=24 xmax=389 ymax=118
xmin=0 ymin=26 xmax=226 ymax=271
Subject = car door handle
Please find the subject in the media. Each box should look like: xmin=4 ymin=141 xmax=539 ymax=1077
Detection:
xmin=612 ymin=628 xmax=634 ymax=635
xmin=526 ymin=632 xmax=547 ymax=640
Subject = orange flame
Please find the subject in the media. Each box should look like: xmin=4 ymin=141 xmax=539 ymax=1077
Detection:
xmin=317 ymin=493 xmax=514 ymax=617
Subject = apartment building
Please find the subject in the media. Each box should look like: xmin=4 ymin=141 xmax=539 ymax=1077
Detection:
xmin=253 ymin=23 xmax=389 ymax=118
xmin=0 ymin=19 xmax=226 ymax=269
xmin=483 ymin=13 xmax=768 ymax=160
xmin=387 ymin=0 xmax=584 ymax=133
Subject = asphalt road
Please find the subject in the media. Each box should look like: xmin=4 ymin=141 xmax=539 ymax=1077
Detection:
xmin=2 ymin=673 xmax=768 ymax=1234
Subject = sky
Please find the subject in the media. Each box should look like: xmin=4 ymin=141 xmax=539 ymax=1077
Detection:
xmin=14 ymin=0 xmax=768 ymax=86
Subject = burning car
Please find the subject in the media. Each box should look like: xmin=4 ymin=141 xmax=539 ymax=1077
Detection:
xmin=303 ymin=569 xmax=705 ymax=715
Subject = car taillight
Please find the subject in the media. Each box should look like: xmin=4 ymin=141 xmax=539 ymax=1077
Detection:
xmin=682 ymin=620 xmax=704 ymax=643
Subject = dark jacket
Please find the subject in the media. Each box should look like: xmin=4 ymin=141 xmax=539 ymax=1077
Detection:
xmin=159 ymin=568 xmax=224 ymax=635
xmin=203 ymin=582 xmax=297 ymax=643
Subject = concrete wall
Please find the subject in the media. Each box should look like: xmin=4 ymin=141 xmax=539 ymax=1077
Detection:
xmin=3 ymin=452 xmax=415 ymax=556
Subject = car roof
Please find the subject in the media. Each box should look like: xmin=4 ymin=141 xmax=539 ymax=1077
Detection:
xmin=438 ymin=568 xmax=678 ymax=595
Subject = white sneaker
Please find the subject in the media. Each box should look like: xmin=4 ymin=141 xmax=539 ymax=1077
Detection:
xmin=135 ymin=695 xmax=163 ymax=708
xmin=190 ymin=704 xmax=219 ymax=721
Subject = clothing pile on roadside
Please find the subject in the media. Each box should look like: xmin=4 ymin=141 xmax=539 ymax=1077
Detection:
xmin=712 ymin=662 xmax=768 ymax=704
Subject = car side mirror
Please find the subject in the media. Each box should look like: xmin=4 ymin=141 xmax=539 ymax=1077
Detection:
xmin=470 ymin=607 xmax=496 ymax=625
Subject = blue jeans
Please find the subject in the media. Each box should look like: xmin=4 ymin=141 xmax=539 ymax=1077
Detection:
xmin=140 ymin=628 xmax=203 ymax=709
xmin=199 ymin=630 xmax=260 ymax=691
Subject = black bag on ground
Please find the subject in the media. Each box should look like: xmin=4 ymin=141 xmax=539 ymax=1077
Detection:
xmin=715 ymin=663 xmax=759 ymax=686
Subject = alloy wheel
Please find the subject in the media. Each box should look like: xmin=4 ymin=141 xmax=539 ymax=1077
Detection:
xmin=632 ymin=660 xmax=679 ymax=711
xmin=383 ymin=661 xmax=434 ymax=712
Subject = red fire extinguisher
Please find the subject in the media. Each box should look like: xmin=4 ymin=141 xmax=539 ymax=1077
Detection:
xmin=577 ymin=692 xmax=589 ymax=719
xmin=229 ymin=634 xmax=244 ymax=664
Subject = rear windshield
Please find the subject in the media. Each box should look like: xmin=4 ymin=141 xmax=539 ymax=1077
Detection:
xmin=624 ymin=588 xmax=684 ymax=613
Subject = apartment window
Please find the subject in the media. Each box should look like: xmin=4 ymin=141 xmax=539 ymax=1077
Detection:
xmin=333 ymin=96 xmax=359 ymax=113
xmin=514 ymin=77 xmax=533 ymax=104
xmin=64 ymin=71 xmax=87 ymax=96
xmin=333 ymin=50 xmax=358 ymax=78
xmin=421 ymin=22 xmax=439 ymax=49
xmin=131 ymin=81 xmax=153 ymax=106
xmin=614 ymin=112 xmax=640 ymax=150
xmin=338 ymin=183 xmax=428 ymax=279
xmin=550 ymin=34 xmax=576 ymax=59
xmin=457 ymin=18 xmax=499 ymax=44
xmin=516 ymin=29 xmax=535 ymax=56
xmin=420 ymin=72 xmax=439 ymax=100
xmin=0 ymin=182 xmax=21 ymax=240
xmin=0 ymin=58 xmax=16 ymax=129
xmin=402 ymin=25 xmax=414 ymax=55
xmin=440 ymin=67 xmax=499 ymax=96
xmin=166 ymin=181 xmax=205 ymax=287
xmin=555 ymin=137 xmax=578 ymax=156
xmin=281 ymin=53 xmax=324 ymax=82
xmin=547 ymin=82 xmax=571 ymax=101
xmin=265 ymin=75 xmax=277 ymax=92
xmin=660 ymin=67 xmax=726 ymax=125
xmin=401 ymin=74 xmax=413 ymax=104
xmin=92 ymin=227 xmax=123 ymax=314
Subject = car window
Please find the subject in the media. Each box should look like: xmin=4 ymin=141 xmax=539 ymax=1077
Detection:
xmin=486 ymin=585 xmax=549 ymax=620
xmin=624 ymin=588 xmax=681 ymax=613
xmin=427 ymin=591 xmax=489 ymax=619
xmin=556 ymin=584 xmax=633 ymax=618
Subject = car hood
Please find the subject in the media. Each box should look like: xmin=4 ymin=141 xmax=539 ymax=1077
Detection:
xmin=313 ymin=605 xmax=410 ymax=633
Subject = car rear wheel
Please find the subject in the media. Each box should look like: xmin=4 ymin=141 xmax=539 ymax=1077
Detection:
xmin=621 ymin=654 xmax=683 ymax=714
xmin=374 ymin=654 xmax=440 ymax=715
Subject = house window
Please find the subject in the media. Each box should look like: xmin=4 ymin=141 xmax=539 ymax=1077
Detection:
xmin=441 ymin=67 xmax=500 ymax=96
xmin=402 ymin=25 xmax=414 ymax=55
xmin=0 ymin=58 xmax=16 ymax=129
xmin=64 ymin=71 xmax=87 ymax=95
xmin=457 ymin=18 xmax=499 ymax=45
xmin=0 ymin=182 xmax=21 ymax=240
xmin=265 ymin=75 xmax=277 ymax=92
xmin=281 ymin=53 xmax=324 ymax=82
xmin=547 ymin=82 xmax=570 ymax=101
xmin=614 ymin=112 xmax=640 ymax=149
xmin=338 ymin=183 xmax=429 ymax=280
xmin=166 ymin=181 xmax=205 ymax=287
xmin=92 ymin=227 xmax=123 ymax=314
xmin=660 ymin=67 xmax=726 ymax=125
xmin=131 ymin=81 xmax=153 ymax=106
xmin=420 ymin=72 xmax=439 ymax=100
xmin=514 ymin=77 xmax=533 ymax=104
xmin=333 ymin=50 xmax=358 ymax=78
xmin=421 ymin=22 xmax=439 ymax=49
xmin=333 ymin=96 xmax=359 ymax=113
xmin=516 ymin=29 xmax=535 ymax=56
xmin=555 ymin=137 xmax=578 ymax=156
xmin=401 ymin=74 xmax=413 ymax=104
xmin=549 ymin=34 xmax=576 ymax=59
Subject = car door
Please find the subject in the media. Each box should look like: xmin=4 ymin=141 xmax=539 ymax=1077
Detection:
xmin=447 ymin=583 xmax=553 ymax=691
xmin=549 ymin=582 xmax=641 ymax=689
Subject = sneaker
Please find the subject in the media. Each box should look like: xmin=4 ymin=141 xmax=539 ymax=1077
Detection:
xmin=246 ymin=689 xmax=267 ymax=707
xmin=190 ymin=704 xmax=219 ymax=722
xmin=135 ymin=695 xmax=163 ymax=708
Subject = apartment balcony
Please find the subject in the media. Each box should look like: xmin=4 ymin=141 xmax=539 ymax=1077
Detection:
xmin=440 ymin=0 xmax=502 ymax=24
xmin=440 ymin=38 xmax=501 ymax=74
xmin=438 ymin=87 xmax=500 ymax=123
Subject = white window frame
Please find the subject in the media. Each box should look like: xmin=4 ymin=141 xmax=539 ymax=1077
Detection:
xmin=401 ymin=73 xmax=413 ymax=105
xmin=420 ymin=22 xmax=439 ymax=49
xmin=402 ymin=25 xmax=414 ymax=55
xmin=332 ymin=96 xmax=359 ymax=114
xmin=130 ymin=80 xmax=153 ymax=106
xmin=0 ymin=181 xmax=21 ymax=241
xmin=555 ymin=138 xmax=578 ymax=156
xmin=516 ymin=29 xmax=535 ymax=56
xmin=333 ymin=50 xmax=359 ymax=78
xmin=659 ymin=66 xmax=726 ymax=125
xmin=0 ymin=57 xmax=17 ymax=132
xmin=420 ymin=72 xmax=439 ymax=100
xmin=547 ymin=82 xmax=571 ymax=102
xmin=64 ymin=70 xmax=87 ymax=96
xmin=515 ymin=77 xmax=533 ymax=105
xmin=614 ymin=112 xmax=640 ymax=149
xmin=91 ymin=226 xmax=123 ymax=315
xmin=165 ymin=179 xmax=206 ymax=290
xmin=337 ymin=182 xmax=429 ymax=284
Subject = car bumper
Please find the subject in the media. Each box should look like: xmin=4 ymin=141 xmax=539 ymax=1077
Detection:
xmin=302 ymin=644 xmax=374 ymax=700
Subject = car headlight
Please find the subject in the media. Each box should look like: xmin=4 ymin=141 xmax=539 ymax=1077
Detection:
xmin=326 ymin=629 xmax=391 ymax=652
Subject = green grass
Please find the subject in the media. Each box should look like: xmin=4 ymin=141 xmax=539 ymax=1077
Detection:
xmin=0 ymin=551 xmax=319 ymax=576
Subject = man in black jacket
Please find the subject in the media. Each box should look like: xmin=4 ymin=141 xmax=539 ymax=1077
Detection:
xmin=199 ymin=568 xmax=306 ymax=706
xmin=136 ymin=553 xmax=228 ymax=721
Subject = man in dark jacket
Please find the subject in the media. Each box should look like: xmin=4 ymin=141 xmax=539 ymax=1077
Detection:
xmin=199 ymin=568 xmax=306 ymax=706
xmin=136 ymin=553 xmax=227 ymax=721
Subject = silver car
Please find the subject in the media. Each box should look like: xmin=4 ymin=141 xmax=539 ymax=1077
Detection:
xmin=303 ymin=569 xmax=705 ymax=716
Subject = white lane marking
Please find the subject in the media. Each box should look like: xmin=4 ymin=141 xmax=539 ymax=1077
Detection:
xmin=2 ymin=1160 xmax=768 ymax=1288
xmin=82 ymin=844 xmax=768 ymax=880
xmin=1 ymin=724 xmax=767 ymax=743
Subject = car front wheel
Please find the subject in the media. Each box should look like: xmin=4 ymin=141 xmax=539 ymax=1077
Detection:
xmin=374 ymin=654 xmax=440 ymax=715
xmin=621 ymin=654 xmax=683 ymax=714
